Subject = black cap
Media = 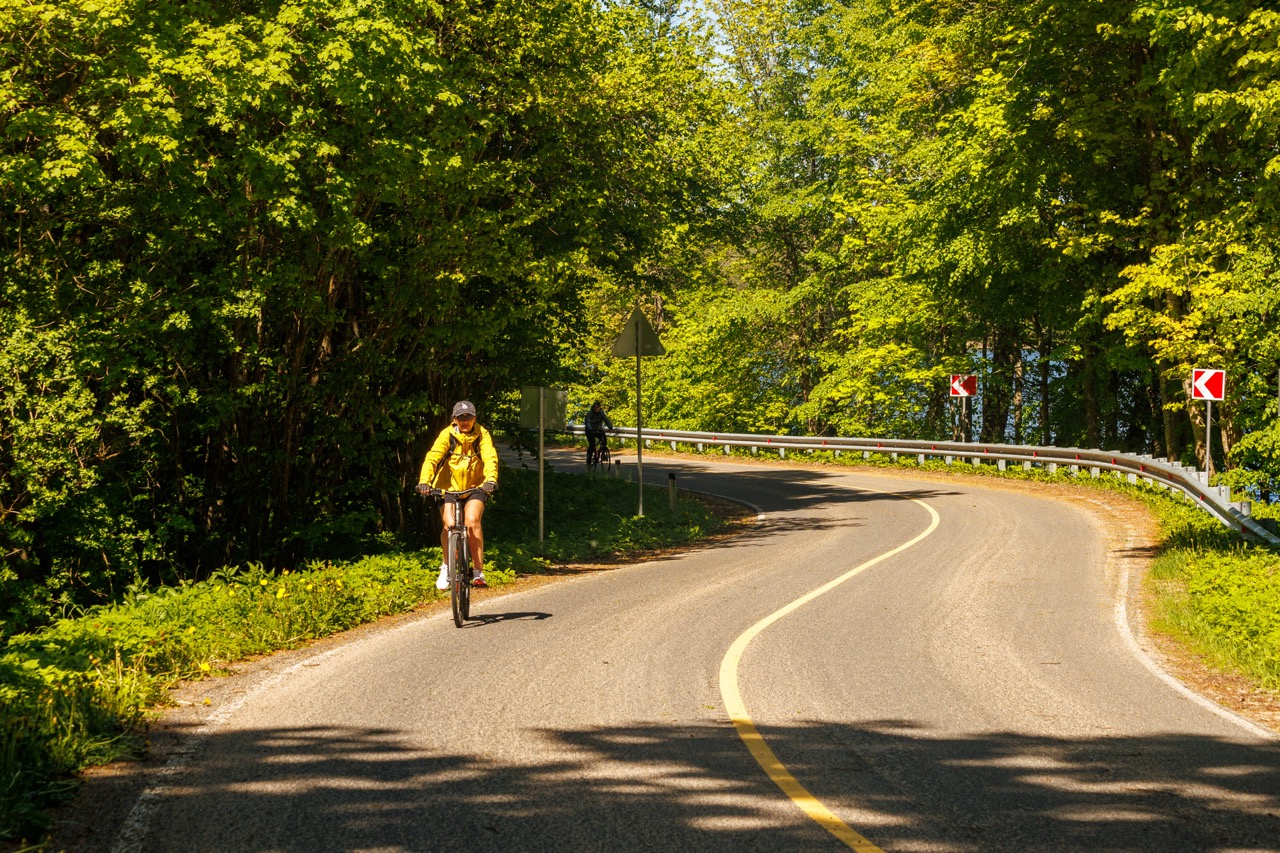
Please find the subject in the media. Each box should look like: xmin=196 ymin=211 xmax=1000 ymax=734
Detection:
xmin=452 ymin=400 xmax=477 ymax=418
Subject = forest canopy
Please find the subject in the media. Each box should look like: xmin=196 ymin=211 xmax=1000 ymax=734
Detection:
xmin=3 ymin=0 xmax=1279 ymax=630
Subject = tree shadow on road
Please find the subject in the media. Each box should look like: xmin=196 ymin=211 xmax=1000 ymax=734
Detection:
xmin=60 ymin=715 xmax=1279 ymax=853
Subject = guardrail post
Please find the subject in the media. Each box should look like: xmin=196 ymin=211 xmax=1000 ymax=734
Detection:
xmin=669 ymin=472 xmax=677 ymax=512
xmin=572 ymin=425 xmax=1277 ymax=544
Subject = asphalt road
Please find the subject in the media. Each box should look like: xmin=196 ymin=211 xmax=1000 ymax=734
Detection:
xmin=113 ymin=451 xmax=1279 ymax=852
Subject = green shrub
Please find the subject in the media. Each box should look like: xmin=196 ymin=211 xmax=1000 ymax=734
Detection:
xmin=0 ymin=466 xmax=724 ymax=839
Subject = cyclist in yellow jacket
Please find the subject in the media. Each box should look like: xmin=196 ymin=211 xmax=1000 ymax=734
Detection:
xmin=416 ymin=400 xmax=500 ymax=589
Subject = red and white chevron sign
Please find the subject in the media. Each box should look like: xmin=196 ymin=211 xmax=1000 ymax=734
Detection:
xmin=950 ymin=375 xmax=977 ymax=397
xmin=1191 ymin=368 xmax=1225 ymax=401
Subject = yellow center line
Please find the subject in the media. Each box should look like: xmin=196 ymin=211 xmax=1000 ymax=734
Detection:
xmin=719 ymin=490 xmax=942 ymax=851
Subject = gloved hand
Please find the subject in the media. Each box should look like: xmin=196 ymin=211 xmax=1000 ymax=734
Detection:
xmin=482 ymin=481 xmax=497 ymax=494
xmin=415 ymin=483 xmax=432 ymax=496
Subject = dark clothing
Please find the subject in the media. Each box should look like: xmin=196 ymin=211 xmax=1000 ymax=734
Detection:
xmin=585 ymin=407 xmax=612 ymax=462
xmin=587 ymin=429 xmax=608 ymax=460
xmin=584 ymin=408 xmax=612 ymax=432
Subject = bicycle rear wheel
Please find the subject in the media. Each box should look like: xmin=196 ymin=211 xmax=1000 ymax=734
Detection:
xmin=449 ymin=531 xmax=468 ymax=627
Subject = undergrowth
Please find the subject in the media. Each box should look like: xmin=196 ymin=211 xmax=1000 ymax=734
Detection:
xmin=0 ymin=465 xmax=723 ymax=842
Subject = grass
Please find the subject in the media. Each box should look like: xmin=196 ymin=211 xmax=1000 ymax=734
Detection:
xmin=622 ymin=439 xmax=1280 ymax=692
xmin=0 ymin=464 xmax=730 ymax=842
xmin=8 ymin=441 xmax=1275 ymax=841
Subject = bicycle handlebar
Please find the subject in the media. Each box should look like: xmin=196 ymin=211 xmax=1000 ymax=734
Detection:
xmin=422 ymin=486 xmax=487 ymax=500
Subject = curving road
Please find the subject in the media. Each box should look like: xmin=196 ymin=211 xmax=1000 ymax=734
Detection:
xmin=113 ymin=452 xmax=1279 ymax=852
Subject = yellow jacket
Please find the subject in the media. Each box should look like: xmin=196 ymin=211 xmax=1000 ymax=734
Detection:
xmin=419 ymin=424 xmax=500 ymax=491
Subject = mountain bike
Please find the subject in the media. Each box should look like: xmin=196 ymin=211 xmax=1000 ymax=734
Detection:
xmin=430 ymin=487 xmax=482 ymax=627
xmin=586 ymin=430 xmax=612 ymax=473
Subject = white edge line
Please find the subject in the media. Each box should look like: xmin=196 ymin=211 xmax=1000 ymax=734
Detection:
xmin=1112 ymin=531 xmax=1275 ymax=741
xmin=111 ymin=486 xmax=760 ymax=853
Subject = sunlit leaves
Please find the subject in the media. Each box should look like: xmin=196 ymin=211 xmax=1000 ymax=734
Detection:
xmin=1 ymin=0 xmax=729 ymax=613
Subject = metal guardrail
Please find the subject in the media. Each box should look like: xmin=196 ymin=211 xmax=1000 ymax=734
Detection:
xmin=565 ymin=425 xmax=1280 ymax=547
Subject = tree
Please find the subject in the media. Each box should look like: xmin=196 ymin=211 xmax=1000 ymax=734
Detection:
xmin=0 ymin=0 xmax=735 ymax=628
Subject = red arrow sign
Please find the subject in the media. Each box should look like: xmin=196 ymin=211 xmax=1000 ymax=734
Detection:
xmin=1191 ymin=368 xmax=1225 ymax=401
xmin=950 ymin=375 xmax=977 ymax=397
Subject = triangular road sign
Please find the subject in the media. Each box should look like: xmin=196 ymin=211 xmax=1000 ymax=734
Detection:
xmin=611 ymin=307 xmax=666 ymax=358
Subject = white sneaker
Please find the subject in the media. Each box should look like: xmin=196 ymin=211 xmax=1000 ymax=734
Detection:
xmin=436 ymin=564 xmax=449 ymax=590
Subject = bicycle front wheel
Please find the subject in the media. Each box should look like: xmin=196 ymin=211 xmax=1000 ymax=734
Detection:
xmin=449 ymin=531 xmax=468 ymax=627
xmin=459 ymin=552 xmax=471 ymax=621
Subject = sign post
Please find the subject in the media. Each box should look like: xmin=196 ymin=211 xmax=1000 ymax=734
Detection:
xmin=610 ymin=308 xmax=665 ymax=517
xmin=1190 ymin=368 xmax=1225 ymax=479
xmin=520 ymin=386 xmax=566 ymax=546
xmin=949 ymin=374 xmax=977 ymax=442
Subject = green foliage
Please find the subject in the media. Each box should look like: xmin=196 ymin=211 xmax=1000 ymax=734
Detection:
xmin=1177 ymin=551 xmax=1280 ymax=685
xmin=0 ymin=0 xmax=734 ymax=629
xmin=648 ymin=441 xmax=1280 ymax=694
xmin=0 ymin=464 xmax=726 ymax=838
xmin=1147 ymin=508 xmax=1280 ymax=691
xmin=570 ymin=0 xmax=1278 ymax=470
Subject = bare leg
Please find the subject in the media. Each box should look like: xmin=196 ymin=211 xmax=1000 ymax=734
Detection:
xmin=440 ymin=502 xmax=457 ymax=564
xmin=464 ymin=498 xmax=486 ymax=574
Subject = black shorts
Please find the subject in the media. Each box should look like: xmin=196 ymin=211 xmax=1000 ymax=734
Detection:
xmin=438 ymin=489 xmax=488 ymax=509
xmin=459 ymin=489 xmax=488 ymax=506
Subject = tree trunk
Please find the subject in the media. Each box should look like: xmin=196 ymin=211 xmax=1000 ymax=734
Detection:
xmin=1160 ymin=371 xmax=1179 ymax=462
xmin=1184 ymin=375 xmax=1207 ymax=470
xmin=1081 ymin=349 xmax=1101 ymax=449
xmin=1036 ymin=319 xmax=1052 ymax=445
xmin=1012 ymin=347 xmax=1024 ymax=444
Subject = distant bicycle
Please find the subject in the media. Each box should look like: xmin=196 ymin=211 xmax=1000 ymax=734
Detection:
xmin=427 ymin=487 xmax=483 ymax=627
xmin=586 ymin=430 xmax=612 ymax=473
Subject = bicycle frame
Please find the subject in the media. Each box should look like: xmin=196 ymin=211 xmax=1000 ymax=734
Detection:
xmin=433 ymin=487 xmax=482 ymax=627
xmin=586 ymin=430 xmax=612 ymax=472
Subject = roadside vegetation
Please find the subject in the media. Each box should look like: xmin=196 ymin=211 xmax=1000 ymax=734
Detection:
xmin=618 ymin=439 xmax=1280 ymax=694
xmin=0 ymin=464 xmax=731 ymax=841
xmin=5 ymin=0 xmax=1280 ymax=843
